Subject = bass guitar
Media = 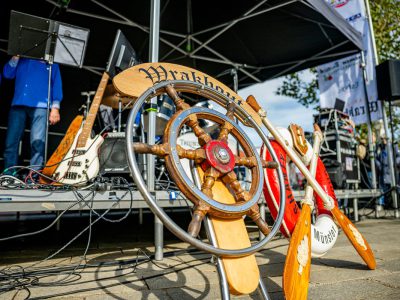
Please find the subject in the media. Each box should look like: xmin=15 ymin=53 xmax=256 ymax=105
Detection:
xmin=41 ymin=73 xmax=109 ymax=185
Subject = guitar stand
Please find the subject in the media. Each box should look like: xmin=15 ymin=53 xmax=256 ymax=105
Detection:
xmin=191 ymin=165 xmax=270 ymax=300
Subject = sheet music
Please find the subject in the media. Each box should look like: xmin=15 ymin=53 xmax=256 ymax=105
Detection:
xmin=54 ymin=23 xmax=89 ymax=67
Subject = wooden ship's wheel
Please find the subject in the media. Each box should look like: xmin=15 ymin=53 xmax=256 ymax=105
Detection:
xmin=117 ymin=64 xmax=286 ymax=296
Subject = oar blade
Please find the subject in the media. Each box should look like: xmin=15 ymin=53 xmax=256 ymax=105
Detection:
xmin=283 ymin=205 xmax=312 ymax=300
xmin=331 ymin=206 xmax=376 ymax=269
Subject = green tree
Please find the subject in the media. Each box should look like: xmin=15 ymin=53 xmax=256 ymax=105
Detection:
xmin=276 ymin=69 xmax=319 ymax=109
xmin=370 ymin=0 xmax=400 ymax=61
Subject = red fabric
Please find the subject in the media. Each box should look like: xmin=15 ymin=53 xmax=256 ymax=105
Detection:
xmin=313 ymin=158 xmax=338 ymax=216
xmin=262 ymin=141 xmax=300 ymax=237
xmin=262 ymin=141 xmax=337 ymax=237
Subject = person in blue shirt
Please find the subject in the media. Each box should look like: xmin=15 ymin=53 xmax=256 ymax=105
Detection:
xmin=2 ymin=56 xmax=63 ymax=173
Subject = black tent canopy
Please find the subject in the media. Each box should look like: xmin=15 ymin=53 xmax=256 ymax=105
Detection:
xmin=43 ymin=0 xmax=362 ymax=86
xmin=0 ymin=0 xmax=364 ymax=157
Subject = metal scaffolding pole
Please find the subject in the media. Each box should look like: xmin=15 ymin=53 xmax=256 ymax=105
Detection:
xmin=364 ymin=0 xmax=399 ymax=218
xmin=360 ymin=51 xmax=377 ymax=193
xmin=148 ymin=0 xmax=163 ymax=261
xmin=387 ymin=102 xmax=400 ymax=218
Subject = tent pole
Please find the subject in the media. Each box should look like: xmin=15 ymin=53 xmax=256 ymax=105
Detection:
xmin=148 ymin=0 xmax=163 ymax=261
xmin=364 ymin=0 xmax=398 ymax=218
xmin=387 ymin=102 xmax=399 ymax=218
xmin=360 ymin=51 xmax=378 ymax=199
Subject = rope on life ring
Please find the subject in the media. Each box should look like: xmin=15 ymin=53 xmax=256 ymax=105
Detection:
xmin=261 ymin=127 xmax=339 ymax=257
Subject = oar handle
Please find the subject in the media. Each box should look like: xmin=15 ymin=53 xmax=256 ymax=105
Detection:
xmin=246 ymin=95 xmax=334 ymax=210
xmin=303 ymin=124 xmax=323 ymax=204
xmin=246 ymin=95 xmax=262 ymax=113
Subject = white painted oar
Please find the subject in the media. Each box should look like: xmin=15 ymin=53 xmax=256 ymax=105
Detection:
xmin=283 ymin=124 xmax=322 ymax=300
xmin=246 ymin=95 xmax=376 ymax=270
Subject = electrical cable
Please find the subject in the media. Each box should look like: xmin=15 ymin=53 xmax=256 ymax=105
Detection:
xmin=0 ymin=179 xmax=145 ymax=292
xmin=73 ymin=178 xmax=134 ymax=223
xmin=0 ymin=190 xmax=94 ymax=241
xmin=0 ymin=192 xmax=119 ymax=296
xmin=0 ymin=244 xmax=208 ymax=298
xmin=41 ymin=192 xmax=95 ymax=286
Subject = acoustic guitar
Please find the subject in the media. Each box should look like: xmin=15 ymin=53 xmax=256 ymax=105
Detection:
xmin=41 ymin=73 xmax=109 ymax=185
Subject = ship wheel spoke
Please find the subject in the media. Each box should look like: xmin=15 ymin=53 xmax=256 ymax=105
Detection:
xmin=176 ymin=145 xmax=206 ymax=163
xmin=132 ymin=142 xmax=169 ymax=157
xmin=248 ymin=204 xmax=271 ymax=235
xmin=221 ymin=171 xmax=248 ymax=202
xmin=186 ymin=115 xmax=212 ymax=146
xmin=166 ymin=85 xmax=211 ymax=145
xmin=187 ymin=202 xmax=210 ymax=237
xmin=165 ymin=84 xmax=190 ymax=111
xmin=218 ymin=103 xmax=236 ymax=143
xmin=234 ymin=156 xmax=279 ymax=169
xmin=201 ymin=167 xmax=221 ymax=199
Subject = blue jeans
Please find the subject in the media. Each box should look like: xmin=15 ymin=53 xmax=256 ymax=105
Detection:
xmin=3 ymin=106 xmax=47 ymax=172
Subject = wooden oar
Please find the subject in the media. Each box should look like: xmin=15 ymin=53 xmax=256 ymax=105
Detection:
xmin=246 ymin=95 xmax=376 ymax=270
xmin=330 ymin=206 xmax=376 ymax=268
xmin=283 ymin=124 xmax=322 ymax=300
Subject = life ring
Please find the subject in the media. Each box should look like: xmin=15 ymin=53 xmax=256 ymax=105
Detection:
xmin=261 ymin=128 xmax=339 ymax=257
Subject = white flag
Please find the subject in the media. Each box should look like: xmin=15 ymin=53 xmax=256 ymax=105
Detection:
xmin=317 ymin=0 xmax=381 ymax=125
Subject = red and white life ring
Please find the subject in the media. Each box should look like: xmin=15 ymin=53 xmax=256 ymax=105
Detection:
xmin=262 ymin=128 xmax=339 ymax=257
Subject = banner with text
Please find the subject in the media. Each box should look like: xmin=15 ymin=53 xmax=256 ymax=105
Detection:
xmin=317 ymin=0 xmax=381 ymax=125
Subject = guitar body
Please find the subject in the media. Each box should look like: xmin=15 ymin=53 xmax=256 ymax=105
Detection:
xmin=51 ymin=126 xmax=104 ymax=185
xmin=41 ymin=115 xmax=83 ymax=184
xmin=41 ymin=72 xmax=110 ymax=185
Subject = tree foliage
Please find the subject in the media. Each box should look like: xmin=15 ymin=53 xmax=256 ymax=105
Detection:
xmin=370 ymin=0 xmax=400 ymax=61
xmin=275 ymin=69 xmax=319 ymax=108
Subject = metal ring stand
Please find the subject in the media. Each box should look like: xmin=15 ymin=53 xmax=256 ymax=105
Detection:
xmin=191 ymin=162 xmax=270 ymax=300
xmin=125 ymin=80 xmax=285 ymax=297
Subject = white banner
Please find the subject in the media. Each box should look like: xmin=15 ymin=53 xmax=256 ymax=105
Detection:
xmin=317 ymin=0 xmax=381 ymax=125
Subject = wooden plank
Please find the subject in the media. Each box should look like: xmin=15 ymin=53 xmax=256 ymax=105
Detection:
xmin=198 ymin=168 xmax=260 ymax=295
xmin=112 ymin=62 xmax=262 ymax=126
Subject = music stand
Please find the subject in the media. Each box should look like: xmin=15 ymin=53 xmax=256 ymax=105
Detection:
xmin=8 ymin=11 xmax=89 ymax=162
xmin=106 ymin=29 xmax=138 ymax=78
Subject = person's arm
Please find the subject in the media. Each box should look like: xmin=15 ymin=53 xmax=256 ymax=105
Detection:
xmin=49 ymin=64 xmax=63 ymax=125
xmin=51 ymin=64 xmax=63 ymax=109
xmin=3 ymin=56 xmax=20 ymax=79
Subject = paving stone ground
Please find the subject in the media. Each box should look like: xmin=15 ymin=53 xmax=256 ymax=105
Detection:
xmin=0 ymin=211 xmax=399 ymax=299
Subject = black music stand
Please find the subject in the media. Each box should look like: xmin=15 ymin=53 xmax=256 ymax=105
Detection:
xmin=7 ymin=11 xmax=89 ymax=162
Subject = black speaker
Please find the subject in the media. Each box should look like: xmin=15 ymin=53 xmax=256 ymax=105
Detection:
xmin=324 ymin=161 xmax=347 ymax=189
xmin=376 ymin=60 xmax=400 ymax=101
xmin=99 ymin=133 xmax=130 ymax=174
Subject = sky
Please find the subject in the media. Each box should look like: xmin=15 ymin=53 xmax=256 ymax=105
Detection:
xmin=237 ymin=71 xmax=317 ymax=147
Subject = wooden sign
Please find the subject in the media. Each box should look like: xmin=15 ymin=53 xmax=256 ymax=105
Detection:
xmin=197 ymin=168 xmax=260 ymax=295
xmin=112 ymin=62 xmax=262 ymax=126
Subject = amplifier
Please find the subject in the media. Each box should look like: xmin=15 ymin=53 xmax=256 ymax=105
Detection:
xmin=323 ymin=159 xmax=346 ymax=189
xmin=99 ymin=132 xmax=131 ymax=175
xmin=314 ymin=109 xmax=353 ymax=134
xmin=320 ymin=132 xmax=360 ymax=186
xmin=376 ymin=60 xmax=400 ymax=101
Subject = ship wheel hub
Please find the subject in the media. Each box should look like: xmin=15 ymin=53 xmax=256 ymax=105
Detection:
xmin=216 ymin=147 xmax=230 ymax=163
xmin=203 ymin=140 xmax=235 ymax=173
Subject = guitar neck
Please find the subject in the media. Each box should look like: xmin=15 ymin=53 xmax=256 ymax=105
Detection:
xmin=77 ymin=72 xmax=110 ymax=148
